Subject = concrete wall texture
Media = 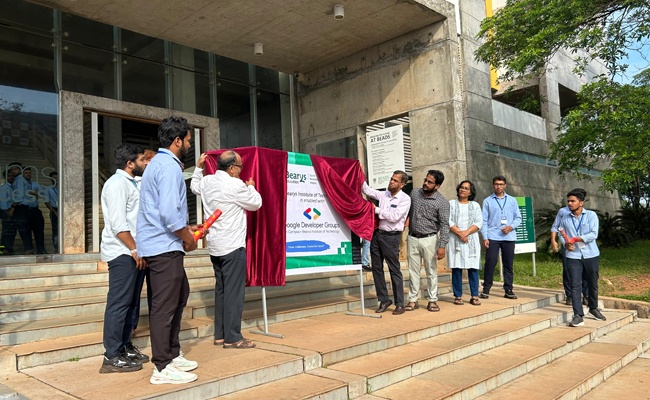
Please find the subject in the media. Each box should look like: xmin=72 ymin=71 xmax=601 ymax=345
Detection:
xmin=295 ymin=0 xmax=618 ymax=212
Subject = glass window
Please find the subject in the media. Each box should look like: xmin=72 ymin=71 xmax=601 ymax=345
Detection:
xmin=121 ymin=29 xmax=164 ymax=62
xmin=0 ymin=0 xmax=53 ymax=35
xmin=61 ymin=13 xmax=114 ymax=51
xmin=62 ymin=42 xmax=115 ymax=99
xmin=0 ymin=27 xmax=58 ymax=255
xmin=122 ymin=56 xmax=166 ymax=108
xmin=256 ymin=90 xmax=287 ymax=150
xmin=217 ymin=80 xmax=251 ymax=148
xmin=215 ymin=56 xmax=249 ymax=85
xmin=255 ymin=66 xmax=280 ymax=93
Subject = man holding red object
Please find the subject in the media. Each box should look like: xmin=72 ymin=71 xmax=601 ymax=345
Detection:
xmin=191 ymin=150 xmax=262 ymax=349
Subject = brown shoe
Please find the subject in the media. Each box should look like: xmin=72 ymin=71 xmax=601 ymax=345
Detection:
xmin=392 ymin=306 xmax=405 ymax=315
xmin=427 ymin=302 xmax=440 ymax=312
xmin=375 ymin=300 xmax=393 ymax=313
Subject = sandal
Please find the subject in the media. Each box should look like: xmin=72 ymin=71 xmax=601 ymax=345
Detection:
xmin=214 ymin=339 xmax=224 ymax=346
xmin=427 ymin=302 xmax=440 ymax=312
xmin=469 ymin=297 xmax=481 ymax=306
xmin=405 ymin=301 xmax=419 ymax=311
xmin=223 ymin=339 xmax=256 ymax=349
xmin=453 ymin=298 xmax=464 ymax=305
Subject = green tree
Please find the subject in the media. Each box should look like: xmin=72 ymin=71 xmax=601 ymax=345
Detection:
xmin=475 ymin=0 xmax=650 ymax=82
xmin=548 ymin=77 xmax=650 ymax=209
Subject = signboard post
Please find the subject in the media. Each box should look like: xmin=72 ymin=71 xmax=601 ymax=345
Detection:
xmin=366 ymin=125 xmax=405 ymax=189
xmin=499 ymin=196 xmax=537 ymax=277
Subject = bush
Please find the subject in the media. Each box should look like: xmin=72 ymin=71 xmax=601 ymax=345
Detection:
xmin=596 ymin=210 xmax=632 ymax=248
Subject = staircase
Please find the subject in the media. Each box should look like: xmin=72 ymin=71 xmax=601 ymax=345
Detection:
xmin=0 ymin=254 xmax=649 ymax=399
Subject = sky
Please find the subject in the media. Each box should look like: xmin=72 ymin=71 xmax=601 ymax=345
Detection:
xmin=0 ymin=85 xmax=58 ymax=115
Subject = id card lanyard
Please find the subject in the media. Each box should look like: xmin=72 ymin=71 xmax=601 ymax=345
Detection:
xmin=496 ymin=195 xmax=507 ymax=225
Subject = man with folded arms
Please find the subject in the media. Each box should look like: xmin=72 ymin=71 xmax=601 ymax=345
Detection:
xmin=362 ymin=171 xmax=411 ymax=315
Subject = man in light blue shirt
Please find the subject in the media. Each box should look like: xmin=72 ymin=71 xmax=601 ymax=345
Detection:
xmin=551 ymin=202 xmax=588 ymax=305
xmin=479 ymin=175 xmax=521 ymax=299
xmin=16 ymin=167 xmax=46 ymax=254
xmin=136 ymin=116 xmax=199 ymax=385
xmin=559 ymin=188 xmax=605 ymax=327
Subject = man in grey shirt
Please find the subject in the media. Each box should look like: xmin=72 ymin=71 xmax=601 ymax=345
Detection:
xmin=405 ymin=170 xmax=450 ymax=312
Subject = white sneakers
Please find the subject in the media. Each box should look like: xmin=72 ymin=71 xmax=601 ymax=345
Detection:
xmin=172 ymin=352 xmax=198 ymax=372
xmin=150 ymin=353 xmax=198 ymax=385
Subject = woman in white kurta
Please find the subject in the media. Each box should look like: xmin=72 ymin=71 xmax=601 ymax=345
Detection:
xmin=448 ymin=180 xmax=483 ymax=305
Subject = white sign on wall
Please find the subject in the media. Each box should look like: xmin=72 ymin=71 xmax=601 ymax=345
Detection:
xmin=366 ymin=125 xmax=405 ymax=189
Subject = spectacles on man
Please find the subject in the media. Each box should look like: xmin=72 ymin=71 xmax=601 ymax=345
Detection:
xmin=232 ymin=164 xmax=243 ymax=169
xmin=424 ymin=178 xmax=437 ymax=185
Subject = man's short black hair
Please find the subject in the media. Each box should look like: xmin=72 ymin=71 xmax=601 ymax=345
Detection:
xmin=115 ymin=144 xmax=144 ymax=169
xmin=567 ymin=188 xmax=587 ymax=201
xmin=393 ymin=170 xmax=408 ymax=184
xmin=158 ymin=116 xmax=192 ymax=148
xmin=456 ymin=180 xmax=476 ymax=201
xmin=492 ymin=175 xmax=507 ymax=184
xmin=427 ymin=170 xmax=445 ymax=186
xmin=218 ymin=150 xmax=238 ymax=171
xmin=49 ymin=171 xmax=58 ymax=178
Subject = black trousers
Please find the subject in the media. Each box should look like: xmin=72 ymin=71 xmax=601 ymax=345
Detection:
xmin=146 ymin=251 xmax=190 ymax=371
xmin=13 ymin=205 xmax=32 ymax=252
xmin=370 ymin=230 xmax=404 ymax=307
xmin=50 ymin=210 xmax=58 ymax=249
xmin=561 ymin=247 xmax=588 ymax=299
xmin=566 ymin=256 xmax=599 ymax=317
xmin=130 ymin=267 xmax=151 ymax=331
xmin=483 ymin=240 xmax=515 ymax=292
xmin=0 ymin=210 xmax=17 ymax=253
xmin=211 ymin=248 xmax=247 ymax=343
xmin=103 ymin=255 xmax=144 ymax=358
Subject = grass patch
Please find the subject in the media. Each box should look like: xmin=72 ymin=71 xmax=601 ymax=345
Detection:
xmin=485 ymin=240 xmax=650 ymax=301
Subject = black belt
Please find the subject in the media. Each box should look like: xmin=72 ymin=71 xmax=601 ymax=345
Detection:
xmin=409 ymin=232 xmax=436 ymax=239
xmin=376 ymin=229 xmax=402 ymax=236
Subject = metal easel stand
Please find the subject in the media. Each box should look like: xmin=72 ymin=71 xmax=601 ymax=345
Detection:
xmin=346 ymin=268 xmax=382 ymax=319
xmin=250 ymin=286 xmax=285 ymax=339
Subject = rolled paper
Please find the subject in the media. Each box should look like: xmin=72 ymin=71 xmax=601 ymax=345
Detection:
xmin=193 ymin=209 xmax=223 ymax=241
xmin=558 ymin=227 xmax=576 ymax=244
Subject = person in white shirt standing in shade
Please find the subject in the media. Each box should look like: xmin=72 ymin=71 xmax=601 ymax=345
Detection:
xmin=191 ymin=150 xmax=262 ymax=349
xmin=362 ymin=170 xmax=411 ymax=315
xmin=99 ymin=144 xmax=150 ymax=373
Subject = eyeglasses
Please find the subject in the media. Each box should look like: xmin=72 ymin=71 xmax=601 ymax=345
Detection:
xmin=424 ymin=178 xmax=437 ymax=185
xmin=231 ymin=164 xmax=243 ymax=169
xmin=459 ymin=187 xmax=471 ymax=191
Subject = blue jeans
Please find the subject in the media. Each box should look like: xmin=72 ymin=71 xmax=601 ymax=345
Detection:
xmin=452 ymin=268 xmax=479 ymax=297
xmin=361 ymin=239 xmax=370 ymax=266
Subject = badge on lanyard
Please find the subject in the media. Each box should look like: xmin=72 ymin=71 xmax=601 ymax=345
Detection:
xmin=501 ymin=216 xmax=507 ymax=225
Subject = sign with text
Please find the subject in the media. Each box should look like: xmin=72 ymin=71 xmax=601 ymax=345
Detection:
xmin=285 ymin=152 xmax=353 ymax=275
xmin=366 ymin=125 xmax=405 ymax=189
xmin=514 ymin=196 xmax=536 ymax=254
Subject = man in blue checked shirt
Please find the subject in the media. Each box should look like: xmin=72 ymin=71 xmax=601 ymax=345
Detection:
xmin=479 ymin=175 xmax=521 ymax=300
xmin=559 ymin=188 xmax=606 ymax=327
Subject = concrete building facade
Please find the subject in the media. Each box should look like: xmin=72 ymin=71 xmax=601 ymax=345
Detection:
xmin=0 ymin=0 xmax=617 ymax=257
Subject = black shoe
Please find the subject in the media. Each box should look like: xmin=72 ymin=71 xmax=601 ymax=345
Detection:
xmin=124 ymin=342 xmax=150 ymax=363
xmin=504 ymin=291 xmax=518 ymax=299
xmin=375 ymin=300 xmax=393 ymax=313
xmin=99 ymin=354 xmax=142 ymax=373
xmin=479 ymin=292 xmax=489 ymax=299
xmin=565 ymin=297 xmax=572 ymax=305
xmin=361 ymin=265 xmax=372 ymax=272
xmin=569 ymin=314 xmax=584 ymax=327
xmin=392 ymin=306 xmax=405 ymax=315
xmin=589 ymin=308 xmax=606 ymax=321
xmin=582 ymin=296 xmax=588 ymax=306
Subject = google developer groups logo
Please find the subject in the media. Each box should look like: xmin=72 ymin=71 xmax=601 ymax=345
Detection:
xmin=303 ymin=207 xmax=321 ymax=220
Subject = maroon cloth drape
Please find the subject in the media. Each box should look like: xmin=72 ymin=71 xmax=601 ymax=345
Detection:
xmin=204 ymin=147 xmax=287 ymax=287
xmin=310 ymin=155 xmax=377 ymax=241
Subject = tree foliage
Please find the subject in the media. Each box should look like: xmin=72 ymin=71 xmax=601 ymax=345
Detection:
xmin=548 ymin=76 xmax=650 ymax=208
xmin=475 ymin=0 xmax=650 ymax=82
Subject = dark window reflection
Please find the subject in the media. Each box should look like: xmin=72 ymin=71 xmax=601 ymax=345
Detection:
xmin=217 ymin=80 xmax=251 ymax=149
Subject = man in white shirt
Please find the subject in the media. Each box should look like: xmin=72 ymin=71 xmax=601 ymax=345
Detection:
xmin=191 ymin=150 xmax=262 ymax=349
xmin=99 ymin=144 xmax=150 ymax=373
xmin=362 ymin=171 xmax=411 ymax=315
